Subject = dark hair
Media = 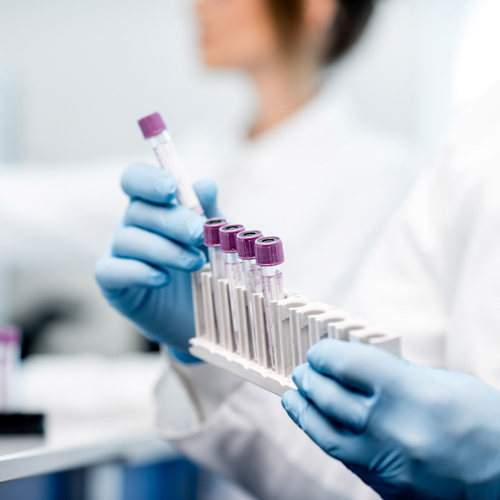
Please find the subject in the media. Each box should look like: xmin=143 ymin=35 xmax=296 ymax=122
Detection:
xmin=265 ymin=0 xmax=374 ymax=63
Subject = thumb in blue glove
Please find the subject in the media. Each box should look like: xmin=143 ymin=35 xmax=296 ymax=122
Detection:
xmin=95 ymin=162 xmax=222 ymax=353
xmin=282 ymin=339 xmax=500 ymax=499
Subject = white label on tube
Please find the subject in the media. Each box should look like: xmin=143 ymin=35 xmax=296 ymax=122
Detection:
xmin=243 ymin=260 xmax=262 ymax=359
xmin=262 ymin=268 xmax=284 ymax=368
xmin=209 ymin=247 xmax=227 ymax=345
xmin=225 ymin=260 xmax=244 ymax=352
xmin=154 ymin=142 xmax=204 ymax=215
xmin=247 ymin=266 xmax=262 ymax=296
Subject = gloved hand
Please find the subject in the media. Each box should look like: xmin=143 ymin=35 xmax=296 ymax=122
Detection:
xmin=282 ymin=339 xmax=500 ymax=500
xmin=95 ymin=162 xmax=221 ymax=353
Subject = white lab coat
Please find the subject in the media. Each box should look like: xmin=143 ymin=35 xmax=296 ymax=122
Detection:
xmin=216 ymin=84 xmax=420 ymax=304
xmin=343 ymin=82 xmax=500 ymax=384
xmin=155 ymin=84 xmax=425 ymax=500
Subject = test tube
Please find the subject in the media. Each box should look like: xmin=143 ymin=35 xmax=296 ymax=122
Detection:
xmin=204 ymin=218 xmax=228 ymax=343
xmin=236 ymin=230 xmax=263 ymax=358
xmin=138 ymin=112 xmax=204 ymax=215
xmin=219 ymin=224 xmax=246 ymax=354
xmin=255 ymin=237 xmax=285 ymax=369
xmin=0 ymin=326 xmax=21 ymax=413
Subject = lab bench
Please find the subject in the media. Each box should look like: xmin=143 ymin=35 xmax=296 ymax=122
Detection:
xmin=0 ymin=417 xmax=198 ymax=500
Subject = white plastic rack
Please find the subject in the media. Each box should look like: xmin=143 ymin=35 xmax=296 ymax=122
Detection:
xmin=189 ymin=265 xmax=402 ymax=396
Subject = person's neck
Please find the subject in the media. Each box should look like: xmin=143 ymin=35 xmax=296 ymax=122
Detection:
xmin=248 ymin=60 xmax=320 ymax=139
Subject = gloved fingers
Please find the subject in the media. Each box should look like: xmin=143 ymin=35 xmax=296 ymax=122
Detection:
xmin=121 ymin=163 xmax=221 ymax=219
xmin=282 ymin=390 xmax=366 ymax=465
xmin=193 ymin=178 xmax=222 ymax=219
xmin=124 ymin=198 xmax=205 ymax=246
xmin=112 ymin=225 xmax=206 ymax=272
xmin=121 ymin=162 xmax=178 ymax=204
xmin=292 ymin=364 xmax=371 ymax=433
xmin=307 ymin=339 xmax=402 ymax=393
xmin=94 ymin=256 xmax=171 ymax=293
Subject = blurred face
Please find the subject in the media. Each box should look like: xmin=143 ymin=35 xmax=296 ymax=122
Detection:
xmin=196 ymin=0 xmax=283 ymax=70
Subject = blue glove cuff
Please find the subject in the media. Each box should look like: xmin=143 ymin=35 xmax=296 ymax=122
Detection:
xmin=168 ymin=346 xmax=204 ymax=364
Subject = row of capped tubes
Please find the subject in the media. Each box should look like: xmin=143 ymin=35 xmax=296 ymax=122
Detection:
xmin=191 ymin=267 xmax=401 ymax=378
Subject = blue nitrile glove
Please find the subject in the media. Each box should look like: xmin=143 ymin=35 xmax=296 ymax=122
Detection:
xmin=95 ymin=162 xmax=221 ymax=354
xmin=282 ymin=339 xmax=500 ymax=500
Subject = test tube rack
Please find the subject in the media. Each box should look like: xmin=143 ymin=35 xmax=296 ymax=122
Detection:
xmin=189 ymin=265 xmax=401 ymax=397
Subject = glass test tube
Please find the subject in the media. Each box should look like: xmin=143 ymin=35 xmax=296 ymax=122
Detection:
xmin=204 ymin=218 xmax=228 ymax=342
xmin=236 ymin=231 xmax=263 ymax=359
xmin=0 ymin=326 xmax=21 ymax=413
xmin=220 ymin=224 xmax=246 ymax=354
xmin=255 ymin=237 xmax=285 ymax=369
xmin=138 ymin=112 xmax=204 ymax=215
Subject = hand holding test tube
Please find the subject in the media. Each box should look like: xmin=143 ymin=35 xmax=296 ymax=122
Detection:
xmin=138 ymin=112 xmax=205 ymax=216
xmin=96 ymin=112 xmax=220 ymax=352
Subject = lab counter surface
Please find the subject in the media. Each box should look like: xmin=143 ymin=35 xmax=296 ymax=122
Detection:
xmin=0 ymin=352 xmax=178 ymax=483
xmin=0 ymin=417 xmax=178 ymax=483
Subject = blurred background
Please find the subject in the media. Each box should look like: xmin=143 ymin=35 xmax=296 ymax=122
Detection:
xmin=0 ymin=0 xmax=489 ymax=353
xmin=0 ymin=0 xmax=499 ymax=498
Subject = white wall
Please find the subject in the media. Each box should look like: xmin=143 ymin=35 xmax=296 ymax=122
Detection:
xmin=454 ymin=0 xmax=500 ymax=106
xmin=0 ymin=0 xmax=474 ymax=166
xmin=0 ymin=0 xmax=248 ymax=163
xmin=0 ymin=70 xmax=20 ymax=162
xmin=330 ymin=0 xmax=471 ymax=164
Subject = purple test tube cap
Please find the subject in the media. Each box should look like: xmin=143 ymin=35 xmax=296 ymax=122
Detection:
xmin=0 ymin=325 xmax=21 ymax=345
xmin=203 ymin=218 xmax=228 ymax=247
xmin=236 ymin=230 xmax=263 ymax=260
xmin=138 ymin=112 xmax=167 ymax=139
xmin=255 ymin=237 xmax=285 ymax=266
xmin=220 ymin=224 xmax=245 ymax=253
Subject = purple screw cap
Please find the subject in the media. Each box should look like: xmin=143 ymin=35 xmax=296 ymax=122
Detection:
xmin=236 ymin=230 xmax=263 ymax=260
xmin=138 ymin=112 xmax=167 ymax=139
xmin=0 ymin=325 xmax=21 ymax=344
xmin=203 ymin=218 xmax=228 ymax=247
xmin=255 ymin=237 xmax=285 ymax=266
xmin=220 ymin=224 xmax=245 ymax=253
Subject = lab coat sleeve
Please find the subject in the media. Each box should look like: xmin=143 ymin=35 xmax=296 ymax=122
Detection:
xmin=155 ymin=349 xmax=380 ymax=500
xmin=437 ymin=87 xmax=500 ymax=387
xmin=340 ymin=154 xmax=455 ymax=368
xmin=342 ymin=85 xmax=500 ymax=377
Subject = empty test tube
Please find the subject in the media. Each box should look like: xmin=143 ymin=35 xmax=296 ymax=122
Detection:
xmin=236 ymin=230 xmax=263 ymax=358
xmin=138 ymin=112 xmax=204 ymax=215
xmin=220 ymin=224 xmax=246 ymax=354
xmin=203 ymin=218 xmax=228 ymax=339
xmin=0 ymin=326 xmax=21 ymax=412
xmin=255 ymin=237 xmax=285 ymax=369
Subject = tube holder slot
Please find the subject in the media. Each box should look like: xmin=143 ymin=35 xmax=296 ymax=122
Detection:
xmin=189 ymin=268 xmax=403 ymax=397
